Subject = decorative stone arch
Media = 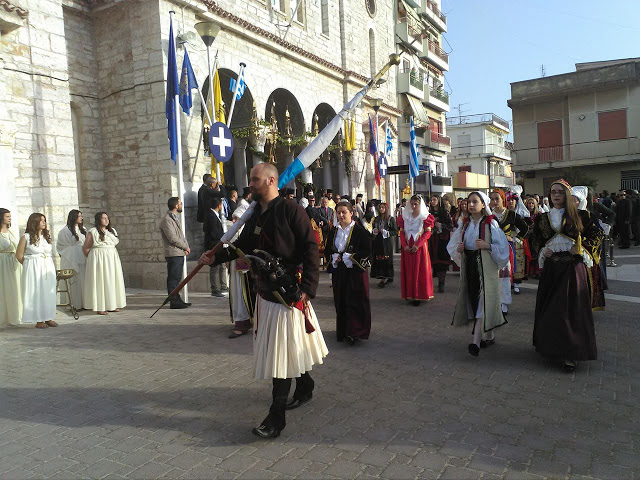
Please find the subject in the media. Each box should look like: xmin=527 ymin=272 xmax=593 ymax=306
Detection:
xmin=264 ymin=88 xmax=306 ymax=182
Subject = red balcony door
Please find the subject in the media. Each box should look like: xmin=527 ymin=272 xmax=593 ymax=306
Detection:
xmin=537 ymin=120 xmax=563 ymax=162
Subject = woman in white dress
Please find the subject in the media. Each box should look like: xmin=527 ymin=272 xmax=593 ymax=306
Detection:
xmin=83 ymin=211 xmax=126 ymax=315
xmin=56 ymin=210 xmax=87 ymax=310
xmin=0 ymin=208 xmax=23 ymax=326
xmin=15 ymin=213 xmax=57 ymax=328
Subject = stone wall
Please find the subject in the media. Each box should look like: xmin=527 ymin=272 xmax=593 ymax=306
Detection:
xmin=1 ymin=0 xmax=79 ymax=257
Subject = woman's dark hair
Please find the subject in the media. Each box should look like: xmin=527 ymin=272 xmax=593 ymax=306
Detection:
xmin=586 ymin=187 xmax=596 ymax=212
xmin=94 ymin=212 xmax=116 ymax=242
xmin=377 ymin=202 xmax=390 ymax=221
xmin=26 ymin=213 xmax=51 ymax=245
xmin=549 ymin=182 xmax=583 ymax=235
xmin=336 ymin=201 xmax=353 ymax=214
xmin=66 ymin=209 xmax=86 ymax=241
xmin=0 ymin=208 xmax=10 ymax=228
xmin=429 ymin=194 xmax=444 ymax=212
xmin=411 ymin=194 xmax=423 ymax=203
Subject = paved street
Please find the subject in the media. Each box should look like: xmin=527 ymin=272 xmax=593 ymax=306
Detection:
xmin=1 ymin=247 xmax=639 ymax=479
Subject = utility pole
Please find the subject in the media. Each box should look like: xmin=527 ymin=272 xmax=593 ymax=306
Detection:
xmin=540 ymin=64 xmax=546 ymax=77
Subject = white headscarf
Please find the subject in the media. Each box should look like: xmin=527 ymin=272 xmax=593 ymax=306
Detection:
xmin=508 ymin=185 xmax=530 ymax=218
xmin=402 ymin=195 xmax=429 ymax=241
xmin=571 ymin=186 xmax=588 ymax=211
xmin=470 ymin=191 xmax=492 ymax=216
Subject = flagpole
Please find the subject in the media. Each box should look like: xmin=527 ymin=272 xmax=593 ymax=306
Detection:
xmin=375 ymin=111 xmax=381 ymax=201
xmin=204 ymin=45 xmax=221 ymax=181
xmin=169 ymin=11 xmax=188 ymax=303
xmin=227 ymin=62 xmax=246 ymax=128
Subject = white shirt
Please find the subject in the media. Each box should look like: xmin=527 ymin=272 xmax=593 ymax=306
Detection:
xmin=332 ymin=221 xmax=355 ymax=268
xmin=446 ymin=217 xmax=510 ymax=270
xmin=538 ymin=208 xmax=593 ymax=268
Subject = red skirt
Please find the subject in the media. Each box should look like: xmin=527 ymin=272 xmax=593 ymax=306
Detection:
xmin=400 ymin=241 xmax=434 ymax=301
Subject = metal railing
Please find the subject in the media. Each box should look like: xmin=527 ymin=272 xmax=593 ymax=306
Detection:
xmin=400 ymin=68 xmax=424 ymax=89
xmin=432 ymin=175 xmax=452 ymax=186
xmin=446 ymin=113 xmax=509 ymax=129
xmin=427 ymin=0 xmax=447 ymax=24
xmin=427 ymin=40 xmax=449 ymax=62
xmin=538 ymin=146 xmax=564 ymax=162
xmin=429 ymin=86 xmax=449 ymax=104
xmin=431 ymin=131 xmax=451 ymax=146
xmin=398 ymin=14 xmax=423 ymax=38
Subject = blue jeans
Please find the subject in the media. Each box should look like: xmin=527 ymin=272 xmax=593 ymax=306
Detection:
xmin=166 ymin=256 xmax=185 ymax=304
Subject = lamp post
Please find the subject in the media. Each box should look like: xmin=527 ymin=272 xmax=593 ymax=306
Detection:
xmin=195 ymin=21 xmax=221 ymax=181
xmin=371 ymin=97 xmax=383 ymax=201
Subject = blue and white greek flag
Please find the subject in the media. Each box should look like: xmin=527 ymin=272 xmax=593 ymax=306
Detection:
xmin=385 ymin=120 xmax=393 ymax=157
xmin=229 ymin=70 xmax=246 ymax=100
xmin=409 ymin=116 xmax=420 ymax=179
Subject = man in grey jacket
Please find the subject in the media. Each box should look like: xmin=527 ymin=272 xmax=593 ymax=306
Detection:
xmin=159 ymin=197 xmax=191 ymax=309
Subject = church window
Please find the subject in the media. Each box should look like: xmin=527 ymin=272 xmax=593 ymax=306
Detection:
xmin=366 ymin=0 xmax=376 ymax=18
xmin=321 ymin=0 xmax=329 ymax=35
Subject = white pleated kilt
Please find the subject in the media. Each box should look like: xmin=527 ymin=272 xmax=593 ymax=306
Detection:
xmin=253 ymin=296 xmax=328 ymax=380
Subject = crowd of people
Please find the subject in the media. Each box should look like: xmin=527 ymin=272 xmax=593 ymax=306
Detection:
xmin=0 ymin=208 xmax=126 ymax=328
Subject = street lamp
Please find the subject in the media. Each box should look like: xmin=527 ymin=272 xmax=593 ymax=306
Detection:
xmin=195 ymin=21 xmax=221 ymax=180
xmin=371 ymin=98 xmax=383 ymax=200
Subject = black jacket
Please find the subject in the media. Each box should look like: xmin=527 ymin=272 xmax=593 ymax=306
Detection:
xmin=324 ymin=223 xmax=371 ymax=271
xmin=204 ymin=209 xmax=224 ymax=250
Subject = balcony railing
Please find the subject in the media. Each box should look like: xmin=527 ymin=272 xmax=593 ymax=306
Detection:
xmin=427 ymin=40 xmax=448 ymax=62
xmin=431 ymin=131 xmax=450 ymax=146
xmin=538 ymin=146 xmax=563 ymax=162
xmin=430 ymin=87 xmax=449 ymax=104
xmin=400 ymin=68 xmax=425 ymax=90
xmin=398 ymin=14 xmax=424 ymax=39
xmin=427 ymin=1 xmax=447 ymax=24
xmin=432 ymin=175 xmax=452 ymax=186
xmin=446 ymin=113 xmax=510 ymax=131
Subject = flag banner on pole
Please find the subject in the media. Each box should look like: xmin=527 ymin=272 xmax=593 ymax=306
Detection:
xmin=179 ymin=48 xmax=199 ymax=115
xmin=409 ymin=116 xmax=420 ymax=179
xmin=278 ymin=83 xmax=371 ymax=187
xmin=229 ymin=70 xmax=246 ymax=100
xmin=385 ymin=120 xmax=393 ymax=158
xmin=213 ymin=69 xmax=226 ymax=124
xmin=343 ymin=119 xmax=351 ymax=151
xmin=369 ymin=114 xmax=380 ymax=187
xmin=165 ymin=16 xmax=179 ymax=163
xmin=350 ymin=117 xmax=356 ymax=151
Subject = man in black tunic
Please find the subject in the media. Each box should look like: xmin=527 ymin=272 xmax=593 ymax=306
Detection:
xmin=199 ymin=163 xmax=328 ymax=439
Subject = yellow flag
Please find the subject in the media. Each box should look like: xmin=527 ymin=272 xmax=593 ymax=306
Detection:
xmin=350 ymin=117 xmax=356 ymax=151
xmin=344 ymin=119 xmax=350 ymax=151
xmin=205 ymin=69 xmax=226 ymax=181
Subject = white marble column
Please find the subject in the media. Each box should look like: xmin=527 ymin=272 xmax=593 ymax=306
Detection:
xmin=338 ymin=151 xmax=348 ymax=196
xmin=0 ymin=123 xmax=18 ymax=215
xmin=234 ymin=137 xmax=248 ymax=188
xmin=322 ymin=155 xmax=333 ymax=191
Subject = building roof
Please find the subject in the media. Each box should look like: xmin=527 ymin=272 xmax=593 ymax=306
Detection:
xmin=508 ymin=60 xmax=640 ymax=107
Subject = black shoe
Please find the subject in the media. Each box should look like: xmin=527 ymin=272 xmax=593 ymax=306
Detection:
xmin=412 ymin=300 xmax=421 ymax=306
xmin=378 ymin=280 xmax=386 ymax=288
xmin=252 ymin=424 xmax=281 ymax=439
xmin=346 ymin=336 xmax=355 ymax=346
xmin=563 ymin=360 xmax=577 ymax=373
xmin=468 ymin=343 xmax=480 ymax=357
xmin=180 ymin=301 xmax=192 ymax=307
xmin=480 ymin=339 xmax=495 ymax=348
xmin=170 ymin=303 xmax=188 ymax=309
xmin=285 ymin=394 xmax=313 ymax=410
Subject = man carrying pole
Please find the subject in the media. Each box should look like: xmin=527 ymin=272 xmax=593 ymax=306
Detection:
xmin=198 ymin=163 xmax=328 ymax=438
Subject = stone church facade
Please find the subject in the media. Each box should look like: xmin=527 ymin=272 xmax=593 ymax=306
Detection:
xmin=1 ymin=0 xmax=428 ymax=290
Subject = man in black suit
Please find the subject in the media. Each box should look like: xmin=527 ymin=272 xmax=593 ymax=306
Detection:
xmin=197 ymin=173 xmax=211 ymax=223
xmin=204 ymin=198 xmax=228 ymax=296
xmin=317 ymin=196 xmax=333 ymax=236
xmin=616 ymin=190 xmax=632 ymax=249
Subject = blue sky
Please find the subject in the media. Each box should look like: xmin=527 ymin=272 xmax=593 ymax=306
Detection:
xmin=443 ymin=0 xmax=640 ymax=134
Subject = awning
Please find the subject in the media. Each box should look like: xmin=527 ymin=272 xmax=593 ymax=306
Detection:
xmin=405 ymin=94 xmax=429 ymax=127
xmin=387 ymin=164 xmax=430 ymax=176
xmin=400 ymin=0 xmax=422 ymax=23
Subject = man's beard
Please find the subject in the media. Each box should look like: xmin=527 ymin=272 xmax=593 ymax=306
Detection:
xmin=252 ymin=190 xmax=262 ymax=202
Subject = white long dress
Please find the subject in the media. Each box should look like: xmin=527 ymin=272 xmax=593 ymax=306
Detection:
xmin=84 ymin=228 xmax=127 ymax=312
xmin=0 ymin=231 xmax=23 ymax=326
xmin=21 ymin=234 xmax=57 ymax=324
xmin=56 ymin=226 xmax=86 ymax=309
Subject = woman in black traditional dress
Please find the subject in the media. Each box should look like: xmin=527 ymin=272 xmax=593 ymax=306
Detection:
xmin=428 ymin=195 xmax=453 ymax=293
xmin=325 ymin=201 xmax=372 ymax=345
xmin=371 ymin=203 xmax=397 ymax=288
xmin=530 ymin=179 xmax=604 ymax=372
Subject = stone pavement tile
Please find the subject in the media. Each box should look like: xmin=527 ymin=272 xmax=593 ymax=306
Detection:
xmin=75 ymin=458 xmax=130 ymax=479
xmin=503 ymin=471 xmax=545 ymax=480
xmin=107 ymin=448 xmax=159 ymax=468
xmin=100 ymin=436 xmax=151 ymax=454
xmin=323 ymin=459 xmax=365 ymax=478
xmin=216 ymin=453 xmax=258 ymax=473
xmin=411 ymin=428 xmax=448 ymax=447
xmin=251 ymin=444 xmax=295 ymax=462
xmin=612 ymin=449 xmax=640 ymax=469
xmin=128 ymin=460 xmax=175 ymax=478
xmin=236 ymin=467 xmax=280 ymax=479
xmin=380 ymin=462 xmax=423 ymax=479
xmin=267 ymin=457 xmax=311 ymax=477
xmin=527 ymin=457 xmax=569 ymax=477
xmin=355 ymin=448 xmax=395 ymax=468
xmin=590 ymin=462 xmax=633 ymax=479
xmin=165 ymin=449 xmax=209 ymax=470
xmin=384 ymin=439 xmax=423 ymax=457
xmin=467 ymin=453 xmax=508 ymax=475
xmin=410 ymin=451 xmax=448 ymax=471
xmin=0 ymin=453 xmax=43 ymax=474
xmin=72 ymin=445 xmax=118 ymax=465
xmin=28 ymin=445 xmax=77 ymax=463
xmin=439 ymin=465 xmax=482 ymax=479
xmin=0 ymin=466 xmax=37 ymax=479
xmin=518 ymin=434 xmax=556 ymax=452
xmin=494 ymin=443 xmax=532 ymax=463
xmin=439 ymin=440 xmax=476 ymax=459
xmin=302 ymin=445 xmax=342 ymax=464
xmin=28 ymin=457 xmax=81 ymax=476
xmin=180 ymin=465 xmax=238 ymax=479
xmin=0 ymin=442 xmax=32 ymax=460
